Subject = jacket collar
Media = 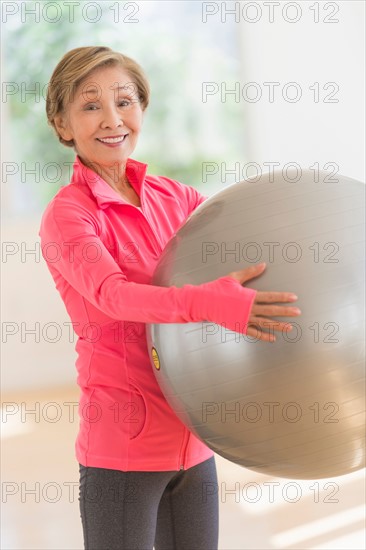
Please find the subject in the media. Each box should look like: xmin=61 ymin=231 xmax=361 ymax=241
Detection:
xmin=70 ymin=154 xmax=148 ymax=209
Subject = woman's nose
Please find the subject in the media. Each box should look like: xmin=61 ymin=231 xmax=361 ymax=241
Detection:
xmin=101 ymin=105 xmax=124 ymax=128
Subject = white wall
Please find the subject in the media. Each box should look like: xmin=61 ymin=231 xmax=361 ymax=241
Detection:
xmin=236 ymin=0 xmax=365 ymax=181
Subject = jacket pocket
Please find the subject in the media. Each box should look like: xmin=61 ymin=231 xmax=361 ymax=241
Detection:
xmin=127 ymin=381 xmax=147 ymax=440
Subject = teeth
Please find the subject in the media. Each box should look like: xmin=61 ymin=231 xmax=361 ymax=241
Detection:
xmin=98 ymin=136 xmax=126 ymax=143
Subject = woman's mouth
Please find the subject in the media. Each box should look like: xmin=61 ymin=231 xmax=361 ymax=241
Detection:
xmin=97 ymin=135 xmax=128 ymax=146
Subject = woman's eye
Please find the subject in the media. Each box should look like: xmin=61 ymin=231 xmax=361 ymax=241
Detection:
xmin=83 ymin=100 xmax=133 ymax=111
xmin=119 ymin=100 xmax=131 ymax=108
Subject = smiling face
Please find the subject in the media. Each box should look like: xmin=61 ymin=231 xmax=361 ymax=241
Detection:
xmin=54 ymin=65 xmax=144 ymax=170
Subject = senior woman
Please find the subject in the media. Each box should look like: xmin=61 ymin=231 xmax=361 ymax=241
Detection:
xmin=39 ymin=46 xmax=300 ymax=550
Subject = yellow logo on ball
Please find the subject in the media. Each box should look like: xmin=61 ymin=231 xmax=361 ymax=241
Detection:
xmin=151 ymin=347 xmax=160 ymax=370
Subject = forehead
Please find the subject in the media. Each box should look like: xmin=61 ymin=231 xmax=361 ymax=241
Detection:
xmin=75 ymin=65 xmax=135 ymax=98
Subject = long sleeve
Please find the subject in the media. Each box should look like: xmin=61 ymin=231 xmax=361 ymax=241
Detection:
xmin=39 ymin=196 xmax=256 ymax=334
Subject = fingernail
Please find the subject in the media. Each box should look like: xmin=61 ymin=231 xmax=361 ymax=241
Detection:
xmin=258 ymin=262 xmax=266 ymax=267
xmin=290 ymin=294 xmax=298 ymax=300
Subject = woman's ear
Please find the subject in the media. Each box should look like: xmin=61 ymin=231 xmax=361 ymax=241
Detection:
xmin=54 ymin=112 xmax=73 ymax=141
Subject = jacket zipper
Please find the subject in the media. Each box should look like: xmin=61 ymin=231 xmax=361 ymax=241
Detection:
xmin=137 ymin=201 xmax=189 ymax=468
xmin=129 ymin=203 xmax=186 ymax=466
xmin=130 ymin=204 xmax=163 ymax=256
xmin=179 ymin=428 xmax=191 ymax=470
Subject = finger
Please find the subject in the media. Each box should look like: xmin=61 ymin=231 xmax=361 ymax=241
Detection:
xmin=255 ymin=291 xmax=299 ymax=303
xmin=227 ymin=262 xmax=266 ymax=284
xmin=245 ymin=325 xmax=276 ymax=342
xmin=251 ymin=304 xmax=301 ymax=317
xmin=249 ymin=317 xmax=295 ymax=333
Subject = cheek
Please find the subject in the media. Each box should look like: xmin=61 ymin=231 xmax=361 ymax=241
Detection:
xmin=76 ymin=121 xmax=95 ymax=142
xmin=131 ymin=110 xmax=143 ymax=131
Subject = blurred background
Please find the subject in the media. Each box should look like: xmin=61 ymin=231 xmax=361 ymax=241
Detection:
xmin=1 ymin=1 xmax=365 ymax=548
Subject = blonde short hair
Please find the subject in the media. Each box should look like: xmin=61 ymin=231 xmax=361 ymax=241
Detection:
xmin=46 ymin=46 xmax=150 ymax=148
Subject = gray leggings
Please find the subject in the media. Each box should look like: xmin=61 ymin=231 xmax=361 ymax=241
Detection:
xmin=78 ymin=456 xmax=219 ymax=550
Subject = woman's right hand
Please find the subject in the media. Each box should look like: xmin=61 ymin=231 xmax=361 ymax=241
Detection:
xmin=226 ymin=262 xmax=301 ymax=342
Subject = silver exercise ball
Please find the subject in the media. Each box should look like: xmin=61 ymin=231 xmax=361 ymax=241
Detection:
xmin=146 ymin=169 xmax=365 ymax=479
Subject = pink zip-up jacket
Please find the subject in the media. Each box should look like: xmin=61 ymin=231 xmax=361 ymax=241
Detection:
xmin=38 ymin=154 xmax=257 ymax=471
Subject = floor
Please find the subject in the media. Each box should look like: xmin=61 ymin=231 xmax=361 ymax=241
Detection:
xmin=1 ymin=385 xmax=365 ymax=550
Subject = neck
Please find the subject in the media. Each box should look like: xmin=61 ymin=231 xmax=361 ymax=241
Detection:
xmin=80 ymin=156 xmax=131 ymax=192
